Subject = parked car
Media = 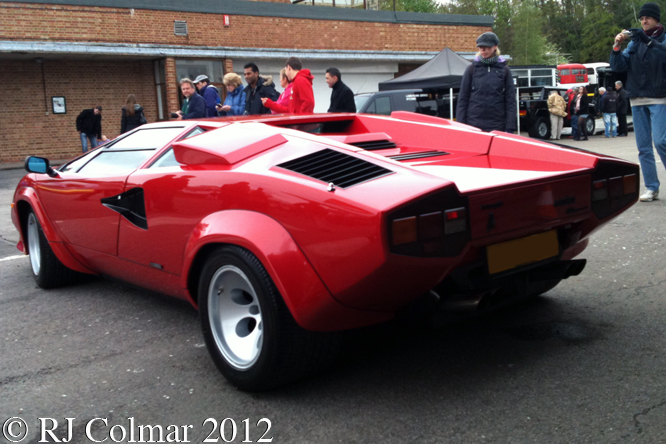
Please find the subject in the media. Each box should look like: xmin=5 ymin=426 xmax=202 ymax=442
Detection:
xmin=13 ymin=112 xmax=638 ymax=391
xmin=355 ymin=89 xmax=455 ymax=119
xmin=519 ymin=86 xmax=597 ymax=139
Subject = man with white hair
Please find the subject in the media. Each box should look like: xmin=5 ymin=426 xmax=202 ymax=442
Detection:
xmin=598 ymin=87 xmax=618 ymax=138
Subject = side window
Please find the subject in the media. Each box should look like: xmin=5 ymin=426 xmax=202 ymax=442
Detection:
xmin=149 ymin=126 xmax=207 ymax=169
xmin=393 ymin=94 xmax=418 ymax=113
xmin=374 ymin=96 xmax=392 ymax=115
xmin=77 ymin=150 xmax=155 ymax=176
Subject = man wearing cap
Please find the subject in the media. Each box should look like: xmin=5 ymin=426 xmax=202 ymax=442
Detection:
xmin=611 ymin=2 xmax=666 ymax=202
xmin=75 ymin=105 xmax=102 ymax=152
xmin=456 ymin=32 xmax=516 ymax=133
xmin=194 ymin=74 xmax=220 ymax=118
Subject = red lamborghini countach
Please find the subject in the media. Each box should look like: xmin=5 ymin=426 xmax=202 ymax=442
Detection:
xmin=12 ymin=112 xmax=638 ymax=390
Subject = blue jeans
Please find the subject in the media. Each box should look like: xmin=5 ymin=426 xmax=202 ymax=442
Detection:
xmin=571 ymin=114 xmax=579 ymax=139
xmin=603 ymin=113 xmax=617 ymax=137
xmin=632 ymin=104 xmax=666 ymax=192
xmin=80 ymin=133 xmax=98 ymax=153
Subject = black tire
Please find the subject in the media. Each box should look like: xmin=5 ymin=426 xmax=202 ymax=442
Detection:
xmin=25 ymin=211 xmax=79 ymax=288
xmin=198 ymin=245 xmax=340 ymax=391
xmin=585 ymin=115 xmax=596 ymax=135
xmin=529 ymin=116 xmax=551 ymax=140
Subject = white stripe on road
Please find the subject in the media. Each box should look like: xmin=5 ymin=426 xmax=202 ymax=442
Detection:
xmin=0 ymin=255 xmax=28 ymax=262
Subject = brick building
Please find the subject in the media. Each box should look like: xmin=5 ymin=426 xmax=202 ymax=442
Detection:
xmin=0 ymin=0 xmax=492 ymax=162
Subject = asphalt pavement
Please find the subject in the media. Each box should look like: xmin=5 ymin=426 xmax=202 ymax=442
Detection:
xmin=1 ymin=131 xmax=666 ymax=444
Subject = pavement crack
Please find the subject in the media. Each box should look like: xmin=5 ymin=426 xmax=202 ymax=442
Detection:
xmin=633 ymin=398 xmax=666 ymax=434
xmin=0 ymin=235 xmax=17 ymax=246
xmin=633 ymin=278 xmax=666 ymax=297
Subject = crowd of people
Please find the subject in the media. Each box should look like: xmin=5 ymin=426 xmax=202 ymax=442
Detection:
xmin=73 ymin=5 xmax=666 ymax=205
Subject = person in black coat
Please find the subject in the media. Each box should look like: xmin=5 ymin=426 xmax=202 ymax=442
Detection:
xmin=615 ymin=80 xmax=629 ymax=136
xmin=76 ymin=106 xmax=102 ymax=152
xmin=573 ymin=87 xmax=590 ymax=140
xmin=173 ymin=78 xmax=206 ymax=120
xmin=243 ymin=63 xmax=279 ymax=115
xmin=456 ymin=32 xmax=516 ymax=133
xmin=120 ymin=94 xmax=146 ymax=134
xmin=326 ymin=67 xmax=356 ymax=113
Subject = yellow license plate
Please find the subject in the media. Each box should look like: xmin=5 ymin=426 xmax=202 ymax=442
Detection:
xmin=487 ymin=230 xmax=559 ymax=275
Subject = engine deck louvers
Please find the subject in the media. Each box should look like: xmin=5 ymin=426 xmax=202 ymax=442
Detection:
xmin=349 ymin=140 xmax=398 ymax=150
xmin=387 ymin=151 xmax=450 ymax=161
xmin=278 ymin=148 xmax=393 ymax=188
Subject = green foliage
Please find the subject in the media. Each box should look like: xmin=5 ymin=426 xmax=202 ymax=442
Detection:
xmin=379 ymin=0 xmax=438 ymax=13
xmin=438 ymin=0 xmax=662 ymax=63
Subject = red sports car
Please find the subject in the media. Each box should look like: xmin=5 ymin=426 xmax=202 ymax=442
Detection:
xmin=12 ymin=112 xmax=638 ymax=391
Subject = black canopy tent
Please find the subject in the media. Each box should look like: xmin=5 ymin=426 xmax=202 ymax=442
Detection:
xmin=378 ymin=47 xmax=472 ymax=91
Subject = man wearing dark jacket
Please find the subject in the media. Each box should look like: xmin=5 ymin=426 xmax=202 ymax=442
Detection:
xmin=76 ymin=106 xmax=102 ymax=152
xmin=173 ymin=78 xmax=206 ymax=120
xmin=243 ymin=63 xmax=279 ymax=115
xmin=611 ymin=2 xmax=666 ymax=201
xmin=194 ymin=74 xmax=220 ymax=117
xmin=326 ymin=67 xmax=356 ymax=113
xmin=615 ymin=80 xmax=629 ymax=137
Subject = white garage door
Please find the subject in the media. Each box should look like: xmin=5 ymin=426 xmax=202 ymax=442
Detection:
xmin=233 ymin=59 xmax=398 ymax=113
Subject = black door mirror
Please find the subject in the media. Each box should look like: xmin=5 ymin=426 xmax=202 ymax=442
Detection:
xmin=24 ymin=156 xmax=58 ymax=177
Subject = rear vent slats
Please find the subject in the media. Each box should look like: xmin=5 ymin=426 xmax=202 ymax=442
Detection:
xmin=278 ymin=149 xmax=393 ymax=188
xmin=388 ymin=150 xmax=449 ymax=161
xmin=349 ymin=140 xmax=397 ymax=150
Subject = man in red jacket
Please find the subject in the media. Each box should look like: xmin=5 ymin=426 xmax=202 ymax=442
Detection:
xmin=284 ymin=57 xmax=315 ymax=113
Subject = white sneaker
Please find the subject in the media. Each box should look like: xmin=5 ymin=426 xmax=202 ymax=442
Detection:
xmin=640 ymin=190 xmax=659 ymax=202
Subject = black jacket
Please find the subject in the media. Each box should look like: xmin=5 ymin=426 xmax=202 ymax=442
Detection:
xmin=574 ymin=94 xmax=589 ymax=116
xmin=76 ymin=108 xmax=102 ymax=138
xmin=456 ymin=57 xmax=517 ymax=133
xmin=121 ymin=104 xmax=145 ymax=134
xmin=610 ymin=33 xmax=666 ymax=98
xmin=599 ymin=91 xmax=618 ymax=114
xmin=328 ymin=80 xmax=356 ymax=113
xmin=182 ymin=93 xmax=206 ymax=120
xmin=616 ymin=87 xmax=628 ymax=114
xmin=244 ymin=77 xmax=279 ymax=115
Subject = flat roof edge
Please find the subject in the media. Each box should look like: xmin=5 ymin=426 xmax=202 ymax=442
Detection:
xmin=6 ymin=0 xmax=495 ymax=26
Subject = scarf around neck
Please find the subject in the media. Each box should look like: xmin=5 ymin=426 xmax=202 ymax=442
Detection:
xmin=646 ymin=23 xmax=664 ymax=38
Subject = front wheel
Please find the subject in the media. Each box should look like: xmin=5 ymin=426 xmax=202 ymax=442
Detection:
xmin=199 ymin=245 xmax=340 ymax=391
xmin=26 ymin=211 xmax=79 ymax=288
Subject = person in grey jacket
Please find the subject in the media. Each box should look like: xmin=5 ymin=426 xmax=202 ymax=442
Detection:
xmin=611 ymin=2 xmax=666 ymax=201
xmin=456 ymin=32 xmax=516 ymax=133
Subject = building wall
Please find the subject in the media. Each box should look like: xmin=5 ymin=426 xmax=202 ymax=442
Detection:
xmin=0 ymin=2 xmax=485 ymax=52
xmin=0 ymin=59 xmax=157 ymax=162
xmin=0 ymin=1 xmax=490 ymax=162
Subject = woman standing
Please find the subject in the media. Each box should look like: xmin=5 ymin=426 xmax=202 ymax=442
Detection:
xmin=574 ymin=87 xmax=590 ymax=141
xmin=261 ymin=69 xmax=293 ymax=114
xmin=456 ymin=32 xmax=516 ymax=133
xmin=216 ymin=73 xmax=246 ymax=116
xmin=120 ymin=94 xmax=145 ymax=134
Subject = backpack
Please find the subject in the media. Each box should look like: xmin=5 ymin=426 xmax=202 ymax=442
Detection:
xmin=604 ymin=91 xmax=618 ymax=113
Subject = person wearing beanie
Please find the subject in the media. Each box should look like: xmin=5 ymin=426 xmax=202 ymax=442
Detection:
xmin=610 ymin=2 xmax=666 ymax=202
xmin=456 ymin=32 xmax=516 ymax=133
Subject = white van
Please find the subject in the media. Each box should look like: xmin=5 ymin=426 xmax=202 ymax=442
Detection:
xmin=583 ymin=62 xmax=610 ymax=85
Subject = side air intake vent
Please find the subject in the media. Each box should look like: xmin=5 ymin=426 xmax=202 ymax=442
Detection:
xmin=349 ymin=140 xmax=397 ymax=150
xmin=278 ymin=148 xmax=393 ymax=188
xmin=388 ymin=150 xmax=449 ymax=161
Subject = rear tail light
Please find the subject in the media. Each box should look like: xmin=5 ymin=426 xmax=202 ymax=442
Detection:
xmin=591 ymin=162 xmax=639 ymax=219
xmin=389 ymin=188 xmax=468 ymax=257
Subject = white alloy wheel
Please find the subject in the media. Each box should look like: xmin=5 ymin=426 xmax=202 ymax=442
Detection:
xmin=207 ymin=265 xmax=263 ymax=369
xmin=27 ymin=212 xmax=41 ymax=276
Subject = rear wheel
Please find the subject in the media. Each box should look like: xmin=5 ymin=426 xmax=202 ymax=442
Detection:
xmin=26 ymin=211 xmax=79 ymax=288
xmin=199 ymin=245 xmax=340 ymax=391
xmin=529 ymin=116 xmax=551 ymax=140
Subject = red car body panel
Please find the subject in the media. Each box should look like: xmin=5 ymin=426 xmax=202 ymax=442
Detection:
xmin=12 ymin=112 xmax=639 ymax=331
